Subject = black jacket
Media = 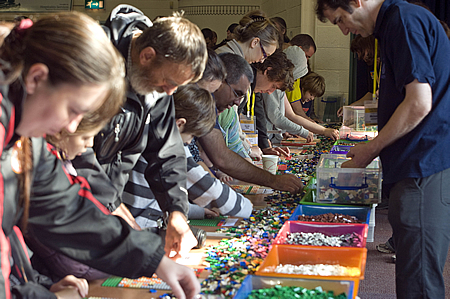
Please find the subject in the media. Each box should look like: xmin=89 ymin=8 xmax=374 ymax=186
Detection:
xmin=0 ymin=82 xmax=165 ymax=298
xmin=73 ymin=4 xmax=189 ymax=217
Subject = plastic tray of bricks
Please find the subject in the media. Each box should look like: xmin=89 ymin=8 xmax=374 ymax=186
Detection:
xmin=291 ymin=203 xmax=371 ymax=225
xmin=234 ymin=275 xmax=354 ymax=299
xmin=316 ymin=154 xmax=381 ymax=204
xmin=330 ymin=145 xmax=353 ymax=155
xmin=299 ymin=189 xmax=373 ymax=209
xmin=256 ymin=245 xmax=367 ymax=299
xmin=273 ymin=221 xmax=368 ymax=248
xmin=339 ymin=126 xmax=378 ymax=142
xmin=300 ymin=189 xmax=318 ymax=204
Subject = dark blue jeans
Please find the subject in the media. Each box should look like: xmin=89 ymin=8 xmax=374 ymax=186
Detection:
xmin=388 ymin=168 xmax=450 ymax=299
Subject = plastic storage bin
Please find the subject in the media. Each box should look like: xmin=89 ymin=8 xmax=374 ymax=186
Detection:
xmin=256 ymin=245 xmax=367 ymax=299
xmin=316 ymin=94 xmax=345 ymax=123
xmin=330 ymin=145 xmax=353 ymax=155
xmin=300 ymin=188 xmax=317 ymax=203
xmin=339 ymin=106 xmax=378 ymax=141
xmin=234 ymin=275 xmax=355 ymax=299
xmin=316 ymin=154 xmax=381 ymax=204
xmin=273 ymin=221 xmax=368 ymax=248
xmin=303 ymin=176 xmax=316 ymax=190
xmin=339 ymin=126 xmax=378 ymax=141
xmin=342 ymin=106 xmax=365 ymax=129
xmin=289 ymin=204 xmax=371 ymax=225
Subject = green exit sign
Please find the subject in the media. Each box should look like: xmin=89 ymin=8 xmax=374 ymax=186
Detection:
xmin=85 ymin=0 xmax=104 ymax=9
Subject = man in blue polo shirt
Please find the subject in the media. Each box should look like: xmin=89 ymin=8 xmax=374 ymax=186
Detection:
xmin=316 ymin=0 xmax=450 ymax=298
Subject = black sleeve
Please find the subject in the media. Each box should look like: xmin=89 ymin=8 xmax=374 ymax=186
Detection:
xmin=71 ymin=148 xmax=121 ymax=212
xmin=11 ymin=283 xmax=56 ymax=299
xmin=73 ymin=91 xmax=147 ymax=211
xmin=254 ymin=93 xmax=270 ymax=149
xmin=27 ymin=138 xmax=165 ymax=279
xmin=9 ymin=227 xmax=56 ymax=299
xmin=141 ymin=95 xmax=189 ymax=216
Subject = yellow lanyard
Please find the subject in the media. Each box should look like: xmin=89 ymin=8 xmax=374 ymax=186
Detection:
xmin=246 ymin=90 xmax=255 ymax=118
xmin=373 ymin=39 xmax=378 ymax=100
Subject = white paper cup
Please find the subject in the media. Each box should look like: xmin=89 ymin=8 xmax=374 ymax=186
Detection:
xmin=262 ymin=155 xmax=279 ymax=174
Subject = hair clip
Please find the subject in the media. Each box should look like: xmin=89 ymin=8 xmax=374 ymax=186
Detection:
xmin=18 ymin=19 xmax=33 ymax=31
xmin=249 ymin=15 xmax=266 ymax=22
xmin=13 ymin=18 xmax=33 ymax=39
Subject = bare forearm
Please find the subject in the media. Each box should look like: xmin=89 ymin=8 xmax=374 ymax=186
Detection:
xmin=285 ymin=112 xmax=326 ymax=135
xmin=290 ymin=101 xmax=305 ymax=117
xmin=198 ymin=129 xmax=274 ymax=186
xmin=353 ymin=92 xmax=373 ymax=106
xmin=290 ymin=101 xmax=315 ymax=122
xmin=211 ymin=144 xmax=273 ymax=186
xmin=286 ymin=99 xmax=326 ymax=135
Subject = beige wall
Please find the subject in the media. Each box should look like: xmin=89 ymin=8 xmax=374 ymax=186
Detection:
xmin=0 ymin=0 xmax=350 ymax=102
xmin=179 ymin=0 xmax=260 ymax=42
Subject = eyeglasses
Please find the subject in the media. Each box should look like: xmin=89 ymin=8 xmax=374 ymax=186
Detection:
xmin=226 ymin=80 xmax=245 ymax=101
xmin=259 ymin=41 xmax=268 ymax=60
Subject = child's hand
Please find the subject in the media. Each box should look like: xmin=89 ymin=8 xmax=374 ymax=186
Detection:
xmin=50 ymin=275 xmax=88 ymax=298
xmin=324 ymin=128 xmax=339 ymax=141
xmin=204 ymin=208 xmax=219 ymax=218
xmin=216 ymin=170 xmax=233 ymax=185
xmin=306 ymin=132 xmax=314 ymax=142
xmin=283 ymin=132 xmax=301 ymax=139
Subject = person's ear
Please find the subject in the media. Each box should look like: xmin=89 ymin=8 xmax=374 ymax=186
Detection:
xmin=351 ymin=0 xmax=362 ymax=8
xmin=250 ymin=37 xmax=260 ymax=49
xmin=263 ymin=67 xmax=272 ymax=76
xmin=175 ymin=118 xmax=187 ymax=131
xmin=24 ymin=63 xmax=49 ymax=95
xmin=140 ymin=47 xmax=157 ymax=67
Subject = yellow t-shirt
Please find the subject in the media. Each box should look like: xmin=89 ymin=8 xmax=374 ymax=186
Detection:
xmin=286 ymin=78 xmax=302 ymax=103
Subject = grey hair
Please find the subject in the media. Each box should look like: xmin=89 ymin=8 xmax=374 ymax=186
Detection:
xmin=218 ymin=53 xmax=253 ymax=85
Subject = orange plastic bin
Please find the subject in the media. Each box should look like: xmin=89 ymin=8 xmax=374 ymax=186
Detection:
xmin=256 ymin=245 xmax=367 ymax=299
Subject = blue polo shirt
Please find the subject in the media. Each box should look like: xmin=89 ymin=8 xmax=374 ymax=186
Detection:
xmin=302 ymin=101 xmax=313 ymax=117
xmin=374 ymin=0 xmax=450 ymax=184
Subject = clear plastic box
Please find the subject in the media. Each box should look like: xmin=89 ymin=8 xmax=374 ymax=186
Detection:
xmin=234 ymin=275 xmax=355 ymax=299
xmin=339 ymin=106 xmax=378 ymax=140
xmin=316 ymin=154 xmax=381 ymax=204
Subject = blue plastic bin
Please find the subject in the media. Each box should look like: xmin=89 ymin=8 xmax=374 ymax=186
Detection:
xmin=330 ymin=145 xmax=353 ymax=155
xmin=289 ymin=204 xmax=371 ymax=225
xmin=235 ymin=275 xmax=355 ymax=299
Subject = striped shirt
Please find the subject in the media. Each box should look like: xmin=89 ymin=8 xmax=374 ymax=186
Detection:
xmin=123 ymin=145 xmax=253 ymax=228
